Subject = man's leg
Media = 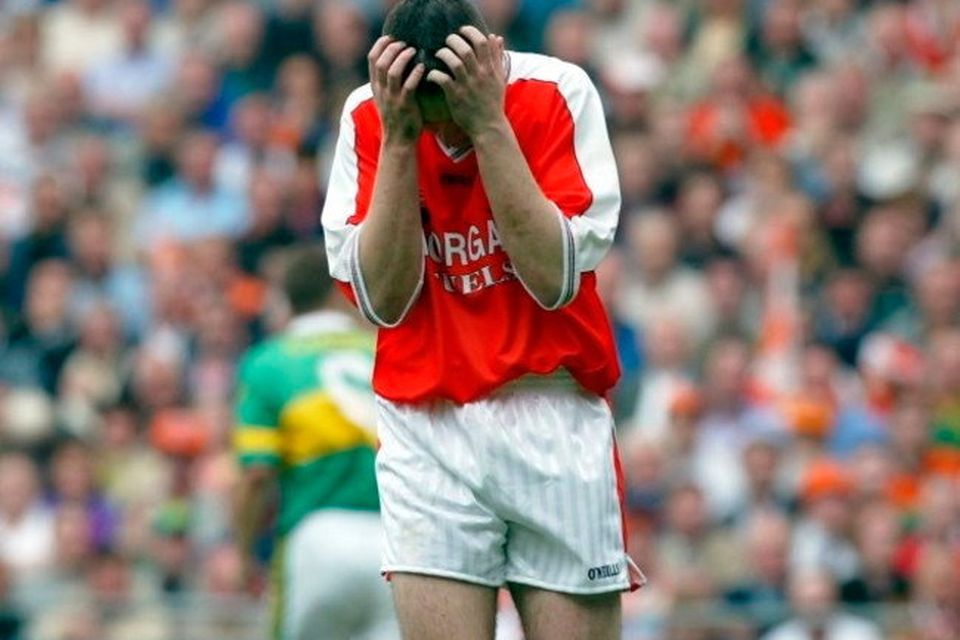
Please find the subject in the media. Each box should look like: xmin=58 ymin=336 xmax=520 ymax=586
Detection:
xmin=509 ymin=584 xmax=621 ymax=640
xmin=391 ymin=573 xmax=498 ymax=640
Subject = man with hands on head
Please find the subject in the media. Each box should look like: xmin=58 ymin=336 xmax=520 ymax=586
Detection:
xmin=323 ymin=1 xmax=642 ymax=639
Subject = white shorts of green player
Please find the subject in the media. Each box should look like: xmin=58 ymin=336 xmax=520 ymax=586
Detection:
xmin=278 ymin=510 xmax=398 ymax=640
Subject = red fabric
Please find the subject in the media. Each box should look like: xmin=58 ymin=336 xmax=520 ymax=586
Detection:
xmin=687 ymin=95 xmax=792 ymax=169
xmin=612 ymin=435 xmax=643 ymax=592
xmin=344 ymin=80 xmax=620 ymax=405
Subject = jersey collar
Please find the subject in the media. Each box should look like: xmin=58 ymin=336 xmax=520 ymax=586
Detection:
xmin=287 ymin=310 xmax=356 ymax=336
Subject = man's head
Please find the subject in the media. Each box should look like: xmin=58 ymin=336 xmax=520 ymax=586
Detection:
xmin=284 ymin=247 xmax=335 ymax=316
xmin=382 ymin=0 xmax=488 ymax=121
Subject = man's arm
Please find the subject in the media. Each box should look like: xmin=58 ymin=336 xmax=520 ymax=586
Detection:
xmin=233 ymin=465 xmax=274 ymax=565
xmin=429 ymin=29 xmax=570 ymax=308
xmin=355 ymin=38 xmax=427 ymax=326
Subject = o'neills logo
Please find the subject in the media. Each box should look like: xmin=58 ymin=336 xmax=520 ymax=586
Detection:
xmin=425 ymin=220 xmax=517 ymax=295
xmin=587 ymin=563 xmax=623 ymax=581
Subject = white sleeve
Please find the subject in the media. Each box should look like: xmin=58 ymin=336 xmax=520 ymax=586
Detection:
xmin=553 ymin=65 xmax=621 ymax=306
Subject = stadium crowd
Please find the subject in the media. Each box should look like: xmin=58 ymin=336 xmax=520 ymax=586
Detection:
xmin=0 ymin=0 xmax=959 ymax=638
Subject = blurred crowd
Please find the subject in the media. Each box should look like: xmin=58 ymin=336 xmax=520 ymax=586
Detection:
xmin=0 ymin=0 xmax=959 ymax=638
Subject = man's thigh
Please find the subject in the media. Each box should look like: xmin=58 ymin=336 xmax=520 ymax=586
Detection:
xmin=509 ymin=583 xmax=621 ymax=640
xmin=391 ymin=573 xmax=498 ymax=640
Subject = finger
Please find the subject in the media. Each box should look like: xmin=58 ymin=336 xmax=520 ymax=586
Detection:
xmin=367 ymin=35 xmax=392 ymax=74
xmin=426 ymin=69 xmax=454 ymax=92
xmin=401 ymin=62 xmax=425 ymax=97
xmin=387 ymin=47 xmax=416 ymax=91
xmin=375 ymin=41 xmax=407 ymax=86
xmin=459 ymin=25 xmax=491 ymax=64
xmin=445 ymin=33 xmax=478 ymax=72
xmin=435 ymin=47 xmax=465 ymax=79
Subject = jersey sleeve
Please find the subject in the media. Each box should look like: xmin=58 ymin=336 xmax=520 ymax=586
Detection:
xmin=527 ymin=64 xmax=621 ymax=308
xmin=320 ymin=86 xmax=424 ymax=327
xmin=233 ymin=350 xmax=281 ymax=467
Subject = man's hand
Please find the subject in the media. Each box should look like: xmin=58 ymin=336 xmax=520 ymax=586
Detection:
xmin=427 ymin=26 xmax=508 ymax=136
xmin=368 ymin=36 xmax=425 ymax=145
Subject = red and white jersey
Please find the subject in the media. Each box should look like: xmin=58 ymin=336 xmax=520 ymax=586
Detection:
xmin=322 ymin=51 xmax=621 ymax=405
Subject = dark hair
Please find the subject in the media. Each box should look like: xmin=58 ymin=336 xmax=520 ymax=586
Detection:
xmin=284 ymin=246 xmax=334 ymax=315
xmin=382 ymin=0 xmax=488 ymax=95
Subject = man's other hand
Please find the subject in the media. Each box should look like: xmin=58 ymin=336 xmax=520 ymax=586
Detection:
xmin=427 ymin=26 xmax=508 ymax=136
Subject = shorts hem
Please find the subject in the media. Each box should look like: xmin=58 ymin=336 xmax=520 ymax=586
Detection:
xmin=382 ymin=565 xmax=503 ymax=589
xmin=504 ymin=574 xmax=631 ymax=595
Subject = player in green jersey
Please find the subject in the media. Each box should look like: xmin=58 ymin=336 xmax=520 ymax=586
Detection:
xmin=233 ymin=248 xmax=397 ymax=640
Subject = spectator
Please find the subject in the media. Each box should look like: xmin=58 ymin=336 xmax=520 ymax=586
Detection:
xmin=84 ymin=0 xmax=173 ymax=127
xmin=762 ymin=568 xmax=882 ymax=640
xmin=725 ymin=510 xmax=792 ymax=633
xmin=136 ymin=130 xmax=249 ymax=249
xmin=0 ymin=453 xmax=54 ymax=581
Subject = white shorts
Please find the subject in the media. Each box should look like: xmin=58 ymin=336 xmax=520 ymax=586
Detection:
xmin=375 ymin=374 xmax=644 ymax=595
xmin=279 ymin=510 xmax=398 ymax=640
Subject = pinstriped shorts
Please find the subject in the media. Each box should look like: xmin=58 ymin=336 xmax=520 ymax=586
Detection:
xmin=375 ymin=374 xmax=644 ymax=594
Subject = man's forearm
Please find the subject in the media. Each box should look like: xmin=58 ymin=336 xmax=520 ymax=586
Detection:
xmin=234 ymin=470 xmax=273 ymax=557
xmin=357 ymin=142 xmax=424 ymax=324
xmin=473 ymin=120 xmax=566 ymax=307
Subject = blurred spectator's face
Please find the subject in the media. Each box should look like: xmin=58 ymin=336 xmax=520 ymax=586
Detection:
xmin=666 ymin=487 xmax=706 ymax=537
xmin=0 ymin=455 xmax=40 ymax=520
xmin=868 ymin=5 xmax=907 ymax=60
xmin=231 ymin=96 xmax=271 ymax=148
xmin=478 ymin=0 xmax=519 ymax=31
xmin=856 ymin=211 xmax=910 ymax=280
xmin=142 ymin=103 xmax=184 ymax=151
xmin=789 ymin=571 xmax=838 ymax=626
xmin=807 ymin=494 xmax=850 ymax=534
xmin=928 ymin=330 xmax=960 ymax=394
xmin=55 ymin=504 xmax=94 ymax=569
xmin=249 ymin=173 xmax=284 ymax=230
xmin=915 ymin=263 xmax=960 ymax=329
xmin=544 ymin=10 xmax=592 ymax=67
xmin=78 ymin=304 xmax=121 ymax=355
xmin=613 ymin=133 xmax=656 ymax=204
xmin=855 ymin=505 xmax=899 ymax=572
xmin=628 ymin=213 xmax=679 ymax=281
xmin=177 ymin=134 xmax=218 ymax=190
xmin=825 ymin=271 xmax=872 ymax=323
xmin=762 ymin=1 xmax=803 ymax=51
xmin=703 ymin=340 xmax=750 ymax=409
xmin=69 ymin=214 xmax=111 ymax=275
xmin=101 ymin=407 xmax=139 ymax=449
xmin=73 ymin=138 xmax=110 ymax=191
xmin=24 ymin=89 xmax=59 ymax=143
xmin=743 ymin=441 xmax=779 ymax=493
xmin=889 ymin=401 xmax=929 ymax=459
xmin=677 ymin=174 xmax=722 ymax=237
xmin=133 ymin=351 xmax=184 ymax=411
xmin=643 ymin=4 xmax=682 ymax=61
xmin=918 ymin=478 xmax=958 ymax=537
xmin=819 ymin=0 xmax=855 ymax=20
xmin=850 ymin=445 xmax=894 ymax=499
xmin=32 ymin=176 xmax=66 ymax=230
xmin=120 ymin=0 xmax=151 ymax=49
xmin=800 ymin=345 xmax=837 ymax=394
xmin=705 ymin=259 xmax=745 ymax=323
xmin=644 ymin=317 xmax=689 ymax=369
xmin=88 ymin=556 xmax=131 ymax=605
xmin=745 ymin=512 xmax=790 ymax=584
xmin=25 ymin=261 xmax=73 ymax=333
xmin=831 ymin=64 xmax=869 ymax=129
xmin=278 ymin=56 xmax=323 ymax=104
xmin=176 ymin=54 xmax=219 ymax=112
xmin=315 ymin=3 xmax=368 ymax=69
xmin=623 ymin=439 xmax=664 ymax=489
xmin=711 ymin=57 xmax=751 ymax=97
xmin=52 ymin=445 xmax=95 ymax=502
xmin=221 ymin=2 xmax=264 ymax=66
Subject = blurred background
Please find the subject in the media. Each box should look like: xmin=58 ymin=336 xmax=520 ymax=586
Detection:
xmin=0 ymin=0 xmax=959 ymax=638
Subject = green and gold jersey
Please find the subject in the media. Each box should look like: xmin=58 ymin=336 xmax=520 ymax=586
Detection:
xmin=234 ymin=311 xmax=379 ymax=535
